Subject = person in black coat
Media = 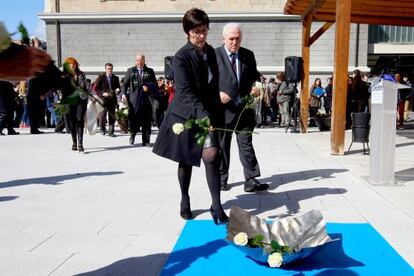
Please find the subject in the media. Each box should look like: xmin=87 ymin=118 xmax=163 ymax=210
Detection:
xmin=63 ymin=57 xmax=89 ymax=152
xmin=121 ymin=54 xmax=157 ymax=146
xmin=215 ymin=23 xmax=269 ymax=193
xmin=324 ymin=77 xmax=333 ymax=115
xmin=153 ymin=8 xmax=228 ymax=224
xmin=94 ymin=63 xmax=120 ymax=137
xmin=0 ymin=81 xmax=19 ymax=135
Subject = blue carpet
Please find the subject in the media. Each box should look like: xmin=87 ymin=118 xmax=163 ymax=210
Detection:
xmin=161 ymin=220 xmax=414 ymax=276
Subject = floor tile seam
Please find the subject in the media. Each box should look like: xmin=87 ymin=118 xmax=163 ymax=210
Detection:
xmin=331 ymin=156 xmax=414 ymax=220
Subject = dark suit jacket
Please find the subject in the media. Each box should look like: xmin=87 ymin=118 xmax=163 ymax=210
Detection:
xmin=93 ymin=73 xmax=120 ymax=105
xmin=153 ymin=41 xmax=222 ymax=167
xmin=215 ymin=45 xmax=261 ymax=124
xmin=122 ymin=65 xmax=157 ymax=114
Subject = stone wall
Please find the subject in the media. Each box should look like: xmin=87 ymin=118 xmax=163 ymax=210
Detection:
xmin=47 ymin=0 xmax=284 ymax=13
xmin=45 ymin=18 xmax=368 ymax=81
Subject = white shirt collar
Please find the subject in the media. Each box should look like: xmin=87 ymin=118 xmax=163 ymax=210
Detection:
xmin=224 ymin=46 xmax=237 ymax=58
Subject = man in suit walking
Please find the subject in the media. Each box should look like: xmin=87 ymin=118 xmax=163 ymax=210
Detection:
xmin=121 ymin=54 xmax=158 ymax=146
xmin=215 ymin=23 xmax=269 ymax=192
xmin=94 ymin=63 xmax=120 ymax=137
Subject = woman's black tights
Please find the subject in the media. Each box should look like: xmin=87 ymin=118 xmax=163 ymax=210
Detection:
xmin=178 ymin=146 xmax=222 ymax=210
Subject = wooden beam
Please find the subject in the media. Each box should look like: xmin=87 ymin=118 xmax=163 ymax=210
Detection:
xmin=313 ymin=13 xmax=414 ymax=27
xmin=302 ymin=0 xmax=327 ymax=20
xmin=284 ymin=0 xmax=414 ymax=26
xmin=331 ymin=0 xmax=351 ymax=155
xmin=300 ymin=15 xmax=312 ymax=133
xmin=309 ymin=22 xmax=334 ymax=46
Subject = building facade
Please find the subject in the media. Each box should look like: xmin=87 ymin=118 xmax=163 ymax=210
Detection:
xmin=40 ymin=0 xmax=369 ymax=80
xmin=368 ymin=25 xmax=414 ymax=76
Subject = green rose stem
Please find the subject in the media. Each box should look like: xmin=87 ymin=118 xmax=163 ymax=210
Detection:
xmin=173 ymin=94 xmax=259 ymax=146
xmin=248 ymin=235 xmax=292 ymax=255
xmin=210 ymin=126 xmax=258 ymax=135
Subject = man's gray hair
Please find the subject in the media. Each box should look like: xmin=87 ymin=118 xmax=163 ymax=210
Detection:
xmin=222 ymin=22 xmax=242 ymax=38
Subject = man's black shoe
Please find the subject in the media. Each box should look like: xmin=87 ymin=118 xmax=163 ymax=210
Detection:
xmin=100 ymin=128 xmax=107 ymax=135
xmin=221 ymin=182 xmax=230 ymax=191
xmin=244 ymin=178 xmax=269 ymax=193
xmin=30 ymin=129 xmax=44 ymax=134
xmin=108 ymin=133 xmax=116 ymax=137
xmin=143 ymin=143 xmax=152 ymax=147
xmin=8 ymin=130 xmax=19 ymax=135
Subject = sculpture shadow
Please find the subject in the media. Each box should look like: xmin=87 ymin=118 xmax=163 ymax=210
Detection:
xmin=283 ymin=234 xmax=364 ymax=273
xmin=0 ymin=171 xmax=123 ymax=189
xmin=223 ymin=187 xmax=347 ymax=216
xmin=244 ymin=234 xmax=363 ymax=274
xmin=74 ymin=239 xmax=227 ymax=276
xmin=227 ymin=169 xmax=348 ymax=191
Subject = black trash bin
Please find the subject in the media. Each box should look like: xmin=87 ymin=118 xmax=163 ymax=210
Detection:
xmin=348 ymin=112 xmax=370 ymax=154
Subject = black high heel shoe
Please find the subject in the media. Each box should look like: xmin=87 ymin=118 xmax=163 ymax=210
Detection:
xmin=180 ymin=200 xmax=193 ymax=220
xmin=210 ymin=206 xmax=229 ymax=225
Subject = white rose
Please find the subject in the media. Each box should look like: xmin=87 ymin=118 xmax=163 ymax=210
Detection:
xmin=234 ymin=232 xmax=248 ymax=246
xmin=172 ymin=123 xmax=185 ymax=135
xmin=267 ymin=252 xmax=283 ymax=268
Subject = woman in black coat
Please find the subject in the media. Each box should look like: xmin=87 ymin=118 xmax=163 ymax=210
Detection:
xmin=153 ymin=8 xmax=228 ymax=224
xmin=62 ymin=57 xmax=88 ymax=152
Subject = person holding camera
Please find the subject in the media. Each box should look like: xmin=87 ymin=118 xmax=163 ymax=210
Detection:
xmin=275 ymin=72 xmax=296 ymax=128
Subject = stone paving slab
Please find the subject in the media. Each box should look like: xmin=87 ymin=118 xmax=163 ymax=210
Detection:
xmin=0 ymin=125 xmax=413 ymax=275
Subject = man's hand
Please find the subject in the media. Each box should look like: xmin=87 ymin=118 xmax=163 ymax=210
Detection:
xmin=121 ymin=94 xmax=127 ymax=103
xmin=143 ymin=85 xmax=149 ymax=92
xmin=0 ymin=45 xmax=52 ymax=81
xmin=102 ymin=92 xmax=109 ymax=97
xmin=220 ymin=91 xmax=232 ymax=104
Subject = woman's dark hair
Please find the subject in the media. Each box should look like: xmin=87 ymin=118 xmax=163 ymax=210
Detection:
xmin=353 ymin=69 xmax=361 ymax=77
xmin=182 ymin=8 xmax=209 ymax=35
xmin=313 ymin=78 xmax=322 ymax=87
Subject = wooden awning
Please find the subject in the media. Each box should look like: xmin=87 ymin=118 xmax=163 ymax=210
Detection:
xmin=284 ymin=0 xmax=414 ymax=27
xmin=283 ymin=0 xmax=414 ymax=155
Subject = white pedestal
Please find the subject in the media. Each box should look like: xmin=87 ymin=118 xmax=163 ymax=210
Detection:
xmin=369 ymin=79 xmax=398 ymax=185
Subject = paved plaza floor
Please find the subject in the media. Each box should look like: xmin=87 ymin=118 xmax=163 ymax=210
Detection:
xmin=0 ymin=122 xmax=413 ymax=275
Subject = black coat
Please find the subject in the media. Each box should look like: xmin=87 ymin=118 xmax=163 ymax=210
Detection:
xmin=122 ymin=65 xmax=157 ymax=115
xmin=215 ymin=45 xmax=261 ymax=125
xmin=324 ymin=83 xmax=333 ymax=109
xmin=94 ymin=73 xmax=120 ymax=106
xmin=153 ymin=41 xmax=222 ymax=167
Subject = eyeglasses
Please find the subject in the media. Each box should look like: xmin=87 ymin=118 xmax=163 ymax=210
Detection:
xmin=189 ymin=27 xmax=208 ymax=37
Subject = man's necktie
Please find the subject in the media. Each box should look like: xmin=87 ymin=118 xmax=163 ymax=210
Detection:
xmin=230 ymin=53 xmax=237 ymax=75
xmin=107 ymin=76 xmax=112 ymax=91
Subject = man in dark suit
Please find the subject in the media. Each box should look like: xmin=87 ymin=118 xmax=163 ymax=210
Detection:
xmin=121 ymin=54 xmax=158 ymax=146
xmin=215 ymin=23 xmax=269 ymax=192
xmin=94 ymin=63 xmax=120 ymax=137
